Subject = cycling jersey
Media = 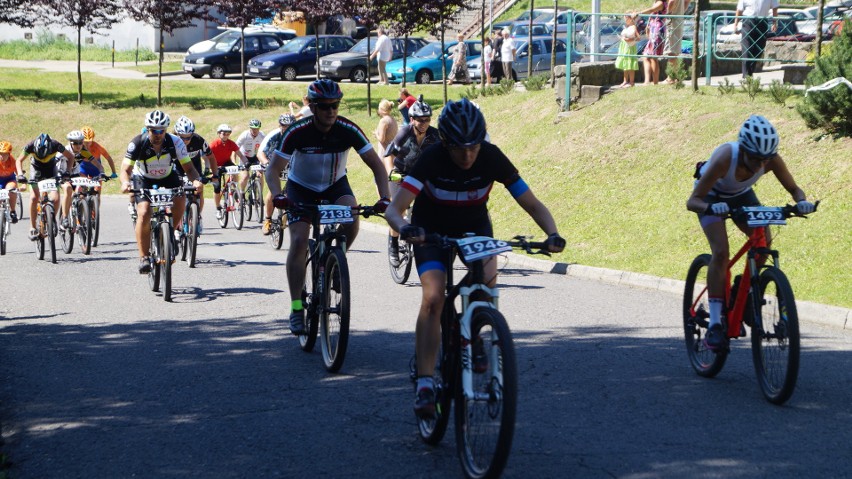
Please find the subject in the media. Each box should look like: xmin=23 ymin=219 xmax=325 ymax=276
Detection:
xmin=0 ymin=157 xmax=16 ymax=177
xmin=209 ymin=137 xmax=241 ymax=167
xmin=86 ymin=141 xmax=109 ymax=163
xmin=401 ymin=142 xmax=526 ymax=235
xmin=277 ymin=116 xmax=372 ymax=193
xmin=260 ymin=128 xmax=286 ymax=162
xmin=698 ymin=141 xmax=765 ymax=198
xmin=65 ymin=143 xmax=100 ymax=177
xmin=124 ymin=133 xmax=190 ymax=180
xmin=179 ymin=133 xmax=212 ymax=174
xmin=23 ymin=138 xmax=66 ymax=164
xmin=236 ymin=130 xmax=265 ymax=158
xmin=387 ymin=124 xmax=440 ymax=174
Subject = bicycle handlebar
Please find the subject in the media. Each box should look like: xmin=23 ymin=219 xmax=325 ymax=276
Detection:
xmin=728 ymin=201 xmax=820 ymax=221
xmin=420 ymin=233 xmax=552 ymax=256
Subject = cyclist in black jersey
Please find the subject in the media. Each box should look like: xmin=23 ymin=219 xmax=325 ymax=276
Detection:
xmin=120 ymin=110 xmax=203 ymax=274
xmin=267 ymin=79 xmax=392 ymax=335
xmin=173 ymin=116 xmax=214 ymax=223
xmin=385 ymin=98 xmax=566 ymax=419
xmin=257 ymin=114 xmax=294 ymax=235
xmin=17 ymin=133 xmax=76 ymax=240
xmin=384 ymin=95 xmax=440 ymax=266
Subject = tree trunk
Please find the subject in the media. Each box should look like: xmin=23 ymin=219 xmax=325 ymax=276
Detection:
xmin=315 ymin=28 xmax=320 ymax=80
xmin=441 ymin=23 xmax=447 ymax=104
xmin=241 ymin=27 xmax=247 ymax=109
xmin=551 ymin=0 xmax=557 ymax=87
xmin=481 ymin=0 xmax=486 ymax=89
xmin=157 ymin=28 xmax=164 ymax=107
xmin=77 ymin=26 xmax=83 ymax=105
xmin=402 ymin=33 xmax=408 ymax=88
xmin=815 ymin=0 xmax=825 ymax=57
xmin=367 ymin=34 xmax=372 ymax=117
xmin=527 ymin=0 xmax=534 ymax=78
xmin=691 ymin=1 xmax=700 ymax=91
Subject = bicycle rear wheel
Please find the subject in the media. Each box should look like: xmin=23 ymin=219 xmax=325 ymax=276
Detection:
xmin=245 ymin=183 xmax=255 ymax=222
xmin=77 ymin=200 xmax=92 ymax=255
xmin=255 ymin=180 xmax=264 ymax=223
xmin=148 ymin=225 xmax=161 ymax=292
xmin=45 ymin=205 xmax=57 ymax=264
xmin=389 ymin=236 xmax=413 ymax=284
xmin=0 ymin=208 xmax=7 ymax=255
xmin=60 ymin=210 xmax=74 ymax=254
xmin=455 ymin=307 xmax=517 ymax=479
xmin=418 ymin=303 xmax=457 ymax=445
xmin=321 ymin=247 xmax=351 ymax=373
xmin=299 ymin=239 xmax=319 ymax=352
xmin=751 ymin=267 xmax=800 ymax=405
xmin=232 ymin=188 xmax=245 ymax=230
xmin=161 ymin=223 xmax=173 ymax=301
xmin=186 ymin=202 xmax=199 ymax=268
xmin=683 ymin=254 xmax=727 ymax=377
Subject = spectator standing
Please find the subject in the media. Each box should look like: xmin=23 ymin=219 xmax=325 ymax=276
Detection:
xmin=397 ymin=88 xmax=417 ymax=125
xmin=639 ymin=0 xmax=667 ymax=85
xmin=289 ymin=95 xmax=313 ymax=120
xmin=734 ymin=0 xmax=778 ymax=78
xmin=500 ymin=28 xmax=516 ymax=80
xmin=663 ymin=0 xmax=692 ymax=84
xmin=490 ymin=30 xmax=504 ymax=82
xmin=616 ymin=13 xmax=641 ymax=87
xmin=370 ymin=26 xmax=393 ymax=85
xmin=483 ymin=37 xmax=493 ymax=85
xmin=375 ymin=99 xmax=399 ymax=162
xmin=447 ymin=33 xmax=470 ymax=85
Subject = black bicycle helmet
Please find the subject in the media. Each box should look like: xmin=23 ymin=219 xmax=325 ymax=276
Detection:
xmin=34 ymin=133 xmax=52 ymax=158
xmin=438 ymin=98 xmax=487 ymax=147
xmin=307 ymin=79 xmax=343 ymax=101
xmin=739 ymin=114 xmax=779 ymax=157
xmin=408 ymin=94 xmax=432 ymax=118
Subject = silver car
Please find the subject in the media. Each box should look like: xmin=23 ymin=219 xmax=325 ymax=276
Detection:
xmin=468 ymin=36 xmax=570 ymax=81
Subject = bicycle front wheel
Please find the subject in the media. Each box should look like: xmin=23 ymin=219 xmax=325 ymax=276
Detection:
xmin=16 ymin=193 xmax=24 ymax=220
xmin=270 ymin=211 xmax=285 ymax=250
xmin=77 ymin=199 xmax=92 ymax=255
xmin=45 ymin=205 xmax=57 ymax=264
xmin=321 ymin=247 xmax=351 ymax=373
xmin=60 ymin=210 xmax=74 ymax=255
xmin=35 ymin=209 xmax=45 ymax=260
xmin=232 ymin=189 xmax=245 ymax=230
xmin=683 ymin=254 xmax=727 ymax=377
xmin=218 ymin=189 xmax=230 ymax=229
xmin=186 ymin=202 xmax=199 ymax=268
xmin=751 ymin=267 xmax=800 ymax=405
xmin=91 ymin=196 xmax=100 ymax=247
xmin=255 ymin=180 xmax=264 ymax=223
xmin=245 ymin=183 xmax=255 ymax=222
xmin=455 ymin=307 xmax=517 ymax=479
xmin=0 ymin=208 xmax=7 ymax=256
xmin=299 ymin=239 xmax=320 ymax=352
xmin=148 ymin=225 xmax=161 ymax=292
xmin=389 ymin=236 xmax=413 ymax=284
xmin=161 ymin=223 xmax=173 ymax=302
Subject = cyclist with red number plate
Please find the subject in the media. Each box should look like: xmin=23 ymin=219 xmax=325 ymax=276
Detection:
xmin=686 ymin=115 xmax=814 ymax=351
xmin=16 ymin=133 xmax=75 ymax=241
xmin=267 ymin=79 xmax=391 ymax=336
xmin=384 ymin=98 xmax=566 ymax=419
xmin=119 ymin=110 xmax=203 ymax=274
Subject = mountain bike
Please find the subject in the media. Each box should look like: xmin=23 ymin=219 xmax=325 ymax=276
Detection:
xmin=133 ymin=186 xmax=190 ymax=302
xmin=269 ymin=207 xmax=286 ymax=250
xmin=33 ymin=178 xmax=59 ymax=264
xmin=293 ymin=202 xmax=378 ymax=373
xmin=245 ymin=164 xmax=265 ymax=223
xmin=414 ymin=233 xmax=549 ymax=479
xmin=386 ymin=171 xmax=413 ymax=284
xmin=59 ymin=176 xmax=102 ymax=256
xmin=177 ymin=176 xmax=202 ymax=268
xmin=0 ymin=188 xmax=17 ymax=256
xmin=217 ymin=165 xmax=245 ymax=230
xmin=684 ymin=204 xmax=817 ymax=405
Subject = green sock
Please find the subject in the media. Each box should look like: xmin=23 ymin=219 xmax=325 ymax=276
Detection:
xmin=291 ymin=299 xmax=303 ymax=312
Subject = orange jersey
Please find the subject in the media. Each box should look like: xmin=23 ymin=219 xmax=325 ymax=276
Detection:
xmin=86 ymin=141 xmax=110 ymax=161
xmin=0 ymin=158 xmax=16 ymax=177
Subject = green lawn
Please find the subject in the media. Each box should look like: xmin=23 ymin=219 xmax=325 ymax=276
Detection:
xmin=0 ymin=69 xmax=848 ymax=308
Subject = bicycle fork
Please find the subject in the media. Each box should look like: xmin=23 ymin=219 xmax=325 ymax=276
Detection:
xmin=458 ymin=283 xmax=501 ymax=402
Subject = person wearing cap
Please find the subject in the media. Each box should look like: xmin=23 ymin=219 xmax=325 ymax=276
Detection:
xmin=209 ymin=123 xmax=248 ymax=220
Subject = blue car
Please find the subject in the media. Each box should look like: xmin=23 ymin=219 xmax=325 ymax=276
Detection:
xmin=386 ymin=40 xmax=483 ymax=84
xmin=247 ymin=35 xmax=355 ymax=81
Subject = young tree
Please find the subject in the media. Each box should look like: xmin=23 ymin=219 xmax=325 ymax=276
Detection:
xmin=124 ymin=0 xmax=215 ymax=106
xmin=39 ymin=0 xmax=122 ymax=104
xmin=212 ymin=0 xmax=276 ymax=108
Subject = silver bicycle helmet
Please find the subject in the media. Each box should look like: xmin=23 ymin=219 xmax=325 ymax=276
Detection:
xmin=174 ymin=116 xmax=196 ymax=135
xmin=144 ymin=110 xmax=171 ymax=128
xmin=66 ymin=130 xmax=85 ymax=142
xmin=279 ymin=114 xmax=296 ymax=126
xmin=408 ymin=94 xmax=432 ymax=118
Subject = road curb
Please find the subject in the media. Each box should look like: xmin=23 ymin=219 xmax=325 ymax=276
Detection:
xmin=360 ymin=221 xmax=849 ymax=331
xmin=144 ymin=70 xmax=187 ymax=77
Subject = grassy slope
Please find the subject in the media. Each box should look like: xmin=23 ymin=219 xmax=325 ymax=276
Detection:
xmin=0 ymin=70 xmax=848 ymax=307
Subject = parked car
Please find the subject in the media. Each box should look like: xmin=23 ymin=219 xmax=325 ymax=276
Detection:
xmin=468 ymin=36 xmax=574 ymax=81
xmin=492 ymin=7 xmax=566 ymax=32
xmin=318 ymin=36 xmax=428 ymax=82
xmin=509 ymin=22 xmax=552 ymax=38
xmin=576 ymin=16 xmax=624 ymax=53
xmin=386 ymin=40 xmax=483 ymax=84
xmin=715 ymin=16 xmax=799 ymax=46
xmin=247 ymin=35 xmax=355 ymax=81
xmin=545 ymin=10 xmax=590 ymax=34
xmin=182 ymin=27 xmax=296 ymax=79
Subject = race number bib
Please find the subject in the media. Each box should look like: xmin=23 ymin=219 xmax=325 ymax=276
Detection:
xmin=37 ymin=179 xmax=58 ymax=192
xmin=742 ymin=206 xmax=786 ymax=227
xmin=223 ymin=165 xmax=241 ymax=175
xmin=250 ymin=164 xmax=265 ymax=172
xmin=147 ymin=188 xmax=175 ymax=207
xmin=71 ymin=177 xmax=100 ymax=188
xmin=317 ymin=204 xmax=354 ymax=225
xmin=456 ymin=236 xmax=511 ymax=262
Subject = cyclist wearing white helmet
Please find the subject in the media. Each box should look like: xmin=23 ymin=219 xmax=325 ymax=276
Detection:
xmin=209 ymin=123 xmax=248 ymax=219
xmin=235 ymin=118 xmax=266 ymax=194
xmin=173 ymin=115 xmax=215 ymax=225
xmin=17 ymin=133 xmax=75 ymax=240
xmin=257 ymin=114 xmax=295 ymax=235
xmin=267 ymin=79 xmax=391 ymax=335
xmin=384 ymin=98 xmax=565 ymax=419
xmin=687 ymin=114 xmax=814 ymax=351
xmin=120 ymin=110 xmax=204 ymax=274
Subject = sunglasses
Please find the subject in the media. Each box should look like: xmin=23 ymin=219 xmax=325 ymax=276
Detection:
xmin=70 ymin=141 xmax=83 ymax=146
xmin=312 ymin=102 xmax=340 ymax=111
xmin=149 ymin=129 xmax=166 ymax=135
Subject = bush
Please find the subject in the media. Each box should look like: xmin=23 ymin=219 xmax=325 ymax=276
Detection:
xmin=740 ymin=75 xmax=762 ymax=100
xmin=797 ymin=19 xmax=852 ymax=136
xmin=667 ymin=59 xmax=689 ymax=89
xmin=718 ymin=77 xmax=736 ymax=95
xmin=767 ymin=80 xmax=795 ymax=106
xmin=522 ymin=73 xmax=550 ymax=91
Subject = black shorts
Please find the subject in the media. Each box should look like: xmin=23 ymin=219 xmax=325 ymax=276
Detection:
xmin=29 ymin=159 xmax=60 ymax=183
xmin=132 ymin=172 xmax=183 ymax=203
xmin=285 ymin=176 xmax=355 ymax=225
xmin=697 ymin=188 xmax=761 ymax=228
xmin=412 ymin=216 xmax=493 ymax=276
xmin=245 ymin=156 xmax=259 ymax=166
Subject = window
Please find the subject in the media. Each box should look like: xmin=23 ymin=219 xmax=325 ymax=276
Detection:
xmin=261 ymin=36 xmax=280 ymax=51
xmin=530 ymin=41 xmax=543 ymax=55
xmin=244 ymin=37 xmax=260 ymax=51
xmin=553 ymin=39 xmax=567 ymax=53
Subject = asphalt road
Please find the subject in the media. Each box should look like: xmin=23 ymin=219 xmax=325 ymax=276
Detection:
xmin=1 ymin=196 xmax=850 ymax=478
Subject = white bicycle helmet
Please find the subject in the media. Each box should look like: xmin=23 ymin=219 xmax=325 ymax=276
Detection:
xmin=66 ymin=130 xmax=85 ymax=142
xmin=408 ymin=94 xmax=432 ymax=118
xmin=738 ymin=114 xmax=779 ymax=157
xmin=217 ymin=123 xmax=232 ymax=133
xmin=174 ymin=116 xmax=196 ymax=135
xmin=144 ymin=110 xmax=171 ymax=129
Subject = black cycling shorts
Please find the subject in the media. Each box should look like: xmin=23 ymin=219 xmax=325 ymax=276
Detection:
xmin=412 ymin=216 xmax=493 ymax=276
xmin=285 ymin=176 xmax=355 ymax=226
xmin=132 ymin=172 xmax=183 ymax=203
